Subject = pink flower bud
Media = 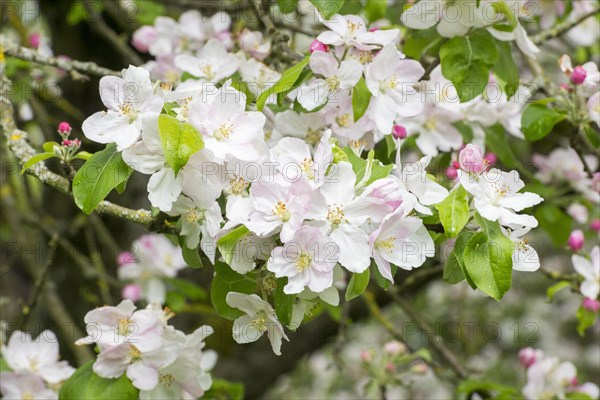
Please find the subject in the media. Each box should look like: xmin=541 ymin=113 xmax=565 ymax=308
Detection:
xmin=484 ymin=152 xmax=497 ymax=165
xmin=368 ymin=27 xmax=380 ymax=32
xmin=58 ymin=122 xmax=72 ymax=135
xmin=73 ymin=138 xmax=82 ymax=146
xmin=121 ymin=284 xmax=141 ymax=302
xmin=458 ymin=144 xmax=485 ymax=173
xmin=568 ymin=229 xmax=585 ymax=252
xmin=383 ymin=341 xmax=406 ymax=356
xmin=446 ymin=166 xmax=458 ymax=180
xmin=309 ymin=39 xmax=329 ymax=53
xmin=590 ymin=219 xmax=600 ymax=232
xmin=518 ymin=347 xmax=538 ymax=369
xmin=583 ymin=298 xmax=600 ymax=312
xmin=385 ymin=362 xmax=395 ymax=373
xmin=131 ymin=26 xmax=157 ymax=53
xmin=570 ymin=66 xmax=587 ymax=85
xmin=410 ymin=362 xmax=428 ymax=374
xmin=360 ymin=350 xmax=373 ymax=363
xmin=452 ymin=161 xmax=460 ymax=169
xmin=28 ymin=33 xmax=41 ymax=49
xmin=392 ymin=125 xmax=407 ymax=140
xmin=62 ymin=140 xmax=71 ymax=147
xmin=117 ymin=251 xmax=135 ymax=265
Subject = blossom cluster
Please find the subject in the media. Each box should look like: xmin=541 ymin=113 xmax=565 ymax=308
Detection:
xmin=75 ymin=299 xmax=216 ymax=399
xmin=0 ymin=330 xmax=75 ymax=400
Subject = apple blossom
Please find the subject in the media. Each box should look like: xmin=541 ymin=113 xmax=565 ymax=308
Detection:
xmin=568 ymin=229 xmax=585 ymax=252
xmin=1 ymin=330 xmax=74 ymax=384
xmin=175 ymin=39 xmax=239 ymax=82
xmin=309 ymin=39 xmax=328 ymax=53
xmin=82 ymin=65 xmax=164 ymax=151
xmin=365 ymin=44 xmax=425 ymax=134
xmin=316 ymin=14 xmax=399 ymax=51
xmin=226 ymin=292 xmax=289 ymax=355
xmin=238 ymin=29 xmax=271 ymax=60
xmin=267 ymin=225 xmax=339 ymax=294
xmin=458 ymin=144 xmax=485 ymax=174
xmin=459 ymin=168 xmax=543 ymax=228
xmin=0 ymin=372 xmax=59 ymax=400
xmin=572 ymin=246 xmax=600 ymax=299
xmin=297 ymin=51 xmax=362 ymax=111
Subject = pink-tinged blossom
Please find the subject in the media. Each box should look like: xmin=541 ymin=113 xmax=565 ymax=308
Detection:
xmin=188 ymin=84 xmax=266 ymax=162
xmin=591 ymin=219 xmax=600 ymax=232
xmin=2 ymin=330 xmax=74 ymax=384
xmin=0 ymin=372 xmax=58 ymax=400
xmin=458 ymin=144 xmax=485 ymax=174
xmin=365 ymin=44 xmax=425 ymax=134
xmin=588 ymin=92 xmax=600 ymax=127
xmin=309 ymin=39 xmax=328 ymax=53
xmin=583 ymin=298 xmax=600 ymax=312
xmin=82 ymin=66 xmax=164 ymax=151
xmin=572 ymin=246 xmax=600 ymax=299
xmin=238 ymin=29 xmax=271 ymax=60
xmin=519 ymin=347 xmax=543 ymax=369
xmin=267 ymin=226 xmax=339 ymax=294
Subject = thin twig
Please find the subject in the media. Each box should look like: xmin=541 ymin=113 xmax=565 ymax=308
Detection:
xmin=532 ymin=7 xmax=600 ymax=45
xmin=388 ymin=291 xmax=468 ymax=380
xmin=85 ymin=225 xmax=113 ymax=304
xmin=2 ymin=41 xmax=119 ymax=77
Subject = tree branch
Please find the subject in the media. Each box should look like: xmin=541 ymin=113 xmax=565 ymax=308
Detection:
xmin=2 ymin=41 xmax=119 ymax=78
xmin=532 ymin=7 xmax=600 ymax=45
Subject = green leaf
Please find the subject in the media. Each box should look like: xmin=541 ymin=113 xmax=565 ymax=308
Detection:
xmin=21 ymin=152 xmax=56 ymax=174
xmin=203 ymin=379 xmax=245 ymax=400
xmin=491 ymin=1 xmax=518 ymax=28
xmin=435 ymin=185 xmax=470 ymax=238
xmin=0 ymin=357 xmax=10 ymax=371
xmin=182 ymin=245 xmax=203 ymax=269
xmin=166 ymin=277 xmax=207 ymax=301
xmin=403 ymin=27 xmax=442 ymax=60
xmin=73 ymin=151 xmax=93 ymax=161
xmin=309 ymin=0 xmax=345 ymax=19
xmin=371 ymin=261 xmax=395 ymax=290
xmin=345 ymin=269 xmax=370 ymax=301
xmin=342 ymin=148 xmax=393 ymax=186
xmin=493 ymin=41 xmax=519 ymax=98
xmin=485 ymin=123 xmax=518 ymax=167
xmin=521 ymin=103 xmax=567 ymax=141
xmin=72 ymin=144 xmax=133 ymax=214
xmin=274 ymin=278 xmax=295 ymax=326
xmin=217 ymin=226 xmax=251 ymax=266
xmin=277 ymin=0 xmax=298 ymax=13
xmin=157 ymin=114 xmax=204 ymax=175
xmin=463 ymin=216 xmax=514 ymax=300
xmin=444 ymin=231 xmax=475 ymax=286
xmin=165 ymin=291 xmax=187 ymax=312
xmin=546 ymin=281 xmax=571 ymax=302
xmin=535 ymin=204 xmax=572 ymax=246
xmin=256 ymin=56 xmax=310 ymax=111
xmin=59 ymin=362 xmax=138 ymax=400
xmin=210 ymin=262 xmax=256 ymax=320
xmin=576 ymin=306 xmax=597 ymax=336
xmin=42 ymin=141 xmax=60 ymax=153
xmin=352 ymin=76 xmax=372 ymax=122
xmin=440 ymin=29 xmax=499 ymax=102
xmin=365 ymin=0 xmax=387 ymax=22
xmin=132 ymin=0 xmax=166 ymax=25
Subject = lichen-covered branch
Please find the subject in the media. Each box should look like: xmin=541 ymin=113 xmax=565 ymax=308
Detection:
xmin=2 ymin=41 xmax=119 ymax=78
xmin=532 ymin=7 xmax=600 ymax=45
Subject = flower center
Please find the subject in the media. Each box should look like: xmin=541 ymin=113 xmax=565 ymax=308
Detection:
xmin=214 ymin=123 xmax=233 ymax=141
xmin=382 ymin=76 xmax=398 ymax=91
xmin=200 ymin=63 xmax=214 ymax=80
xmin=251 ymin=312 xmax=268 ymax=333
xmin=184 ymin=208 xmax=205 ymax=224
xmin=327 ymin=204 xmax=347 ymax=227
xmin=424 ymin=119 xmax=437 ymax=131
xmin=159 ymin=373 xmax=175 ymax=387
xmin=349 ymin=139 xmax=367 ymax=155
xmin=300 ymin=157 xmax=315 ymax=181
xmin=306 ymin=128 xmax=322 ymax=146
xmin=128 ymin=345 xmax=142 ymax=362
xmin=325 ymin=76 xmax=340 ymax=92
xmin=375 ymin=236 xmax=396 ymax=252
xmin=356 ymin=51 xmax=373 ymax=64
xmin=347 ymin=21 xmax=360 ymax=36
xmin=117 ymin=318 xmax=132 ymax=336
xmin=273 ymin=201 xmax=291 ymax=222
xmin=296 ymin=251 xmax=313 ymax=272
xmin=229 ymin=175 xmax=250 ymax=195
xmin=119 ymin=103 xmax=139 ymax=122
xmin=336 ymin=113 xmax=351 ymax=127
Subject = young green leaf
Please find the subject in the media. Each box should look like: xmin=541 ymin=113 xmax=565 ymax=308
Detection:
xmin=345 ymin=269 xmax=370 ymax=301
xmin=352 ymin=76 xmax=372 ymax=122
xmin=256 ymin=56 xmax=310 ymax=111
xmin=21 ymin=152 xmax=56 ymax=174
xmin=59 ymin=362 xmax=138 ymax=400
xmin=440 ymin=29 xmax=499 ymax=102
xmin=210 ymin=262 xmax=256 ymax=320
xmin=72 ymin=144 xmax=133 ymax=214
xmin=434 ymin=184 xmax=470 ymax=238
xmin=309 ymin=0 xmax=345 ymax=19
xmin=274 ymin=278 xmax=296 ymax=326
xmin=521 ymin=103 xmax=567 ymax=141
xmin=157 ymin=114 xmax=204 ymax=175
xmin=493 ymin=41 xmax=519 ymax=98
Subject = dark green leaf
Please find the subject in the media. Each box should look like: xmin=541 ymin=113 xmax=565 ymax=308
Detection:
xmin=352 ymin=76 xmax=372 ymax=122
xmin=309 ymin=0 xmax=345 ymax=19
xmin=256 ymin=56 xmax=310 ymax=111
xmin=211 ymin=262 xmax=256 ymax=320
xmin=345 ymin=269 xmax=370 ymax=301
xmin=521 ymin=103 xmax=567 ymax=141
xmin=535 ymin=204 xmax=572 ymax=246
xmin=365 ymin=0 xmax=387 ymax=22
xmin=59 ymin=362 xmax=138 ymax=400
xmin=493 ymin=41 xmax=519 ymax=98
xmin=546 ymin=281 xmax=571 ymax=302
xmin=274 ymin=278 xmax=295 ymax=326
xmin=72 ymin=144 xmax=133 ymax=214
xmin=485 ymin=123 xmax=518 ymax=167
